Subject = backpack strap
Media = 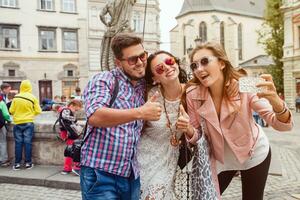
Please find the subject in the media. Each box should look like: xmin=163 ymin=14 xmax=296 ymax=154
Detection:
xmin=14 ymin=96 xmax=35 ymax=109
xmin=82 ymin=75 xmax=119 ymax=144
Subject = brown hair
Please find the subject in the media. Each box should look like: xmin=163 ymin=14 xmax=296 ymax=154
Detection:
xmin=181 ymin=42 xmax=243 ymax=110
xmin=68 ymin=99 xmax=82 ymax=108
xmin=111 ymin=33 xmax=143 ymax=60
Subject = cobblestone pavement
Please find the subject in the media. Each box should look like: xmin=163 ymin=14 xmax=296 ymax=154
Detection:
xmin=0 ymin=113 xmax=299 ymax=200
xmin=0 ymin=183 xmax=81 ymax=200
xmin=222 ymin=112 xmax=300 ymax=200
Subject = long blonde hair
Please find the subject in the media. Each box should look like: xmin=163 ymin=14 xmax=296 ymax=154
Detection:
xmin=182 ymin=42 xmax=243 ymax=110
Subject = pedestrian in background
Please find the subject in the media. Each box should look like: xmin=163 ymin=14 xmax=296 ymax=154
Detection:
xmin=57 ymin=99 xmax=83 ymax=176
xmin=0 ymin=95 xmax=11 ymax=167
xmin=73 ymin=87 xmax=83 ymax=101
xmin=0 ymin=83 xmax=12 ymax=104
xmin=9 ymin=80 xmax=42 ymax=170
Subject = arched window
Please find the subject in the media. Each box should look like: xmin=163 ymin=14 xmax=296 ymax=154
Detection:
xmin=220 ymin=22 xmax=225 ymax=49
xmin=199 ymin=22 xmax=207 ymax=42
xmin=238 ymin=23 xmax=243 ymax=60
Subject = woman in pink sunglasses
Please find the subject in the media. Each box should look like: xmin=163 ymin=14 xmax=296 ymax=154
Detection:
xmin=137 ymin=50 xmax=189 ymax=199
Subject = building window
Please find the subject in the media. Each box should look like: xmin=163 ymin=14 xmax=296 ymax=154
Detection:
xmin=132 ymin=13 xmax=142 ymax=32
xmin=61 ymin=0 xmax=76 ymax=13
xmin=238 ymin=23 xmax=243 ymax=60
xmin=220 ymin=21 xmax=225 ymax=49
xmin=38 ymin=27 xmax=56 ymax=51
xmin=0 ymin=24 xmax=19 ymax=49
xmin=67 ymin=70 xmax=73 ymax=77
xmin=0 ymin=0 xmax=17 ymax=7
xmin=62 ymin=29 xmax=78 ymax=52
xmin=40 ymin=0 xmax=54 ymax=11
xmin=199 ymin=22 xmax=207 ymax=43
xmin=8 ymin=69 xmax=15 ymax=76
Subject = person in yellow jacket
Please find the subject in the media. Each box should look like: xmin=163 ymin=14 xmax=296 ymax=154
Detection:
xmin=9 ymin=80 xmax=41 ymax=170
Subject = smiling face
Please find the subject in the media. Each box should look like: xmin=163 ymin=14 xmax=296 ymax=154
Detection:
xmin=150 ymin=53 xmax=180 ymax=85
xmin=115 ymin=44 xmax=147 ymax=82
xmin=191 ymin=48 xmax=225 ymax=88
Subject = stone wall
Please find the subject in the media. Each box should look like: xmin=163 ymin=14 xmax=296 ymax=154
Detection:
xmin=6 ymin=111 xmax=86 ymax=165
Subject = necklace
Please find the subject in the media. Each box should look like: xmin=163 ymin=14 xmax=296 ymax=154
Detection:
xmin=161 ymin=84 xmax=182 ymax=146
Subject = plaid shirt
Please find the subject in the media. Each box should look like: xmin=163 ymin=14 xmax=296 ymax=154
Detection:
xmin=81 ymin=68 xmax=145 ymax=178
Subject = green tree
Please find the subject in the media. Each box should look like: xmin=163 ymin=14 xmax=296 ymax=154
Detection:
xmin=257 ymin=0 xmax=284 ymax=93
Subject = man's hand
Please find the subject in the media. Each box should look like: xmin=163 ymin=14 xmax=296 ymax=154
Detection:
xmin=137 ymin=91 xmax=162 ymax=121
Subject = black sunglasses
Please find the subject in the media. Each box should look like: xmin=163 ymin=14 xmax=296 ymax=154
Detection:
xmin=121 ymin=51 xmax=148 ymax=65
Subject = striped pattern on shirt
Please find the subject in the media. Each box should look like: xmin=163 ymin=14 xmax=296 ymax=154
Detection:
xmin=80 ymin=68 xmax=145 ymax=178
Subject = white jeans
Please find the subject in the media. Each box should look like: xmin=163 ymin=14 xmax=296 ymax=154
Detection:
xmin=0 ymin=126 xmax=8 ymax=163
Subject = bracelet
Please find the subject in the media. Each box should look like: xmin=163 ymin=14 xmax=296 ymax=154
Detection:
xmin=273 ymin=102 xmax=288 ymax=115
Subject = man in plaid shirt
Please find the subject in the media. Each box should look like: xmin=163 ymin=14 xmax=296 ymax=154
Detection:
xmin=80 ymin=33 xmax=162 ymax=200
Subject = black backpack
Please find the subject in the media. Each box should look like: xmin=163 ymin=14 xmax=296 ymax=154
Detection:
xmin=70 ymin=76 xmax=119 ymax=163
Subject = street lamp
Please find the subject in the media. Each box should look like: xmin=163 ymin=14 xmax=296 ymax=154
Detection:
xmin=194 ymin=36 xmax=202 ymax=46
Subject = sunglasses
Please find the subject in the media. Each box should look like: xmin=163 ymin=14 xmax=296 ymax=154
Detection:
xmin=154 ymin=57 xmax=176 ymax=75
xmin=121 ymin=51 xmax=148 ymax=65
xmin=190 ymin=56 xmax=218 ymax=72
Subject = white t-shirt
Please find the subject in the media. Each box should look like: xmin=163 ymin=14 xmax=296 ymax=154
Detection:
xmin=217 ymin=125 xmax=270 ymax=173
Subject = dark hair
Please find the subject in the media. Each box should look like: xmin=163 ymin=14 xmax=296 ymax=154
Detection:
xmin=1 ymin=83 xmax=11 ymax=90
xmin=75 ymin=87 xmax=81 ymax=92
xmin=145 ymin=50 xmax=188 ymax=88
xmin=111 ymin=33 xmax=143 ymax=60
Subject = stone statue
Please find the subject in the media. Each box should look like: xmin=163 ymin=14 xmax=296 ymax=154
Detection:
xmin=100 ymin=0 xmax=137 ymax=71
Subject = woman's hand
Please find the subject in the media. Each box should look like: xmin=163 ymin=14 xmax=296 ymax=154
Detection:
xmin=256 ymin=74 xmax=282 ymax=108
xmin=176 ymin=105 xmax=195 ymax=139
xmin=256 ymin=74 xmax=290 ymax=122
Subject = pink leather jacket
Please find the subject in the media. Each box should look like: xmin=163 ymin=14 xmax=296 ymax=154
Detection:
xmin=186 ymin=85 xmax=293 ymax=164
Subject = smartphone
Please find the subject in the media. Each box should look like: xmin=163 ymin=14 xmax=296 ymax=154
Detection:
xmin=239 ymin=77 xmax=265 ymax=93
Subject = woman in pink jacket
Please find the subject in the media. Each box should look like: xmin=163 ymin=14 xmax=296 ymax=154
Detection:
xmin=180 ymin=42 xmax=293 ymax=200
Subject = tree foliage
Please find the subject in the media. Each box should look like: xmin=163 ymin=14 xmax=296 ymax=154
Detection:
xmin=257 ymin=0 xmax=284 ymax=93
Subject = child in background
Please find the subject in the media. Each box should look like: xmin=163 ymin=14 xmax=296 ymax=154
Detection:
xmin=57 ymin=99 xmax=83 ymax=176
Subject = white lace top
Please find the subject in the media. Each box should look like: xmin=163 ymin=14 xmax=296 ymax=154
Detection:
xmin=138 ymin=86 xmax=182 ymax=200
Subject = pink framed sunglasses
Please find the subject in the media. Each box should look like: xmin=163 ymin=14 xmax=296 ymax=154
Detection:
xmin=154 ymin=57 xmax=176 ymax=75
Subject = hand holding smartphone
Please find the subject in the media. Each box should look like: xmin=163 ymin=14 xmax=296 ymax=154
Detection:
xmin=239 ymin=77 xmax=265 ymax=93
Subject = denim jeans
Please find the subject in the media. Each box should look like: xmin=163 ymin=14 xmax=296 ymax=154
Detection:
xmin=0 ymin=126 xmax=8 ymax=163
xmin=13 ymin=123 xmax=34 ymax=164
xmin=80 ymin=166 xmax=140 ymax=200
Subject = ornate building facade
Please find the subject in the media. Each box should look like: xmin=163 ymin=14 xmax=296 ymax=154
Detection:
xmin=0 ymin=0 xmax=88 ymax=100
xmin=0 ymin=0 xmax=160 ymax=100
xmin=170 ymin=0 xmax=266 ymax=72
xmin=282 ymin=0 xmax=300 ymax=108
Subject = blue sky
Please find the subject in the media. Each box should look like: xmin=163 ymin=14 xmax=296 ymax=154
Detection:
xmin=159 ymin=0 xmax=184 ymax=51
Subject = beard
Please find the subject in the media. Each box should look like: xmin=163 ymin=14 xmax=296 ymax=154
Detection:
xmin=122 ymin=67 xmax=145 ymax=81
